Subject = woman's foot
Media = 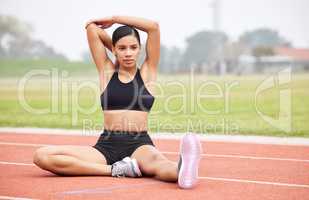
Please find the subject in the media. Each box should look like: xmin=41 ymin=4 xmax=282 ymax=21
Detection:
xmin=178 ymin=133 xmax=202 ymax=189
xmin=111 ymin=157 xmax=142 ymax=177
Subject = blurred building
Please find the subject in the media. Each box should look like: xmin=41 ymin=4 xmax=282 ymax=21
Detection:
xmin=274 ymin=47 xmax=309 ymax=70
xmin=235 ymin=47 xmax=309 ymax=74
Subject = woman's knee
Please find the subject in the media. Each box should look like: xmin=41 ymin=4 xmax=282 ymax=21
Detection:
xmin=33 ymin=148 xmax=68 ymax=174
xmin=33 ymin=146 xmax=51 ymax=169
xmin=138 ymin=154 xmax=166 ymax=175
xmin=140 ymin=158 xmax=178 ymax=181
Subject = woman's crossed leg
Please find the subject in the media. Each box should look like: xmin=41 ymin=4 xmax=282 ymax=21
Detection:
xmin=131 ymin=145 xmax=178 ymax=182
xmin=33 ymin=145 xmax=111 ymax=176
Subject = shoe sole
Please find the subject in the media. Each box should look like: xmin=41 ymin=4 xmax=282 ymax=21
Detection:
xmin=178 ymin=133 xmax=202 ymax=189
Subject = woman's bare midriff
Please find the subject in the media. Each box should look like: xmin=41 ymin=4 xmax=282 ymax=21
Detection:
xmin=103 ymin=110 xmax=149 ymax=132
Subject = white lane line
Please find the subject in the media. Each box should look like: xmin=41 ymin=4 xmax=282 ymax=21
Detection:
xmin=1 ymin=142 xmax=309 ymax=163
xmin=198 ymin=176 xmax=309 ymax=189
xmin=0 ymin=142 xmax=47 ymax=147
xmin=1 ymin=161 xmax=308 ymax=189
xmin=162 ymin=151 xmax=309 ymax=163
xmin=0 ymin=161 xmax=34 ymax=166
xmin=2 ymin=127 xmax=309 ymax=146
xmin=0 ymin=195 xmax=38 ymax=200
xmin=1 ymin=160 xmax=308 ymax=190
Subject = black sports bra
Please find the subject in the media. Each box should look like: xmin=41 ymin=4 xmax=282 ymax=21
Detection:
xmin=100 ymin=68 xmax=155 ymax=112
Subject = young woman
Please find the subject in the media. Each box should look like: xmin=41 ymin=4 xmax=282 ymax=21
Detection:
xmin=33 ymin=16 xmax=201 ymax=189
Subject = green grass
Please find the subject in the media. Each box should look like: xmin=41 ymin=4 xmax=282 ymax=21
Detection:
xmin=0 ymin=59 xmax=308 ymax=137
xmin=0 ymin=58 xmax=97 ymax=77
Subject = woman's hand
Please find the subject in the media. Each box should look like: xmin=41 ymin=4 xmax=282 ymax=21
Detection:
xmin=85 ymin=17 xmax=114 ymax=29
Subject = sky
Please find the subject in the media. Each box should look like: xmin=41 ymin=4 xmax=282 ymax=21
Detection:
xmin=1 ymin=0 xmax=308 ymax=60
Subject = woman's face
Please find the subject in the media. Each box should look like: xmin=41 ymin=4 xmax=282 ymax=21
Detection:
xmin=113 ymin=35 xmax=140 ymax=69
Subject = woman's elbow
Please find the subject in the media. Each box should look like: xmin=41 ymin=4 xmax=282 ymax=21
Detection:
xmin=148 ymin=21 xmax=160 ymax=34
xmin=86 ymin=25 xmax=100 ymax=40
xmin=152 ymin=21 xmax=160 ymax=31
xmin=86 ymin=23 xmax=98 ymax=34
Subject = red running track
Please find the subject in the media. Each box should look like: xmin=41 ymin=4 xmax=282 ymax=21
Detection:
xmin=0 ymin=132 xmax=309 ymax=200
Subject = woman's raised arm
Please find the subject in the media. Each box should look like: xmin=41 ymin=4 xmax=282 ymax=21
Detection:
xmin=85 ymin=22 xmax=114 ymax=73
xmin=92 ymin=16 xmax=160 ymax=70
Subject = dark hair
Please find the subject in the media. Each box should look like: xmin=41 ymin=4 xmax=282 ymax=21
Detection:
xmin=112 ymin=25 xmax=141 ymax=46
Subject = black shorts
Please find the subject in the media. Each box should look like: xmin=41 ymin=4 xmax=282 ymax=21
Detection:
xmin=93 ymin=129 xmax=155 ymax=165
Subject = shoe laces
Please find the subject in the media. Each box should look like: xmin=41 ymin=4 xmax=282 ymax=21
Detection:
xmin=112 ymin=160 xmax=128 ymax=177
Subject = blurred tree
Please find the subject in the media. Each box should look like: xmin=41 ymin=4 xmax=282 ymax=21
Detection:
xmin=238 ymin=28 xmax=292 ymax=73
xmin=239 ymin=28 xmax=291 ymax=48
xmin=181 ymin=30 xmax=228 ymax=69
xmin=166 ymin=46 xmax=182 ymax=73
xmin=252 ymin=46 xmax=275 ymax=57
xmin=223 ymin=41 xmax=247 ymax=60
xmin=158 ymin=44 xmax=168 ymax=73
xmin=81 ymin=50 xmax=92 ymax=63
xmin=158 ymin=45 xmax=182 ymax=73
xmin=0 ymin=15 xmax=67 ymax=60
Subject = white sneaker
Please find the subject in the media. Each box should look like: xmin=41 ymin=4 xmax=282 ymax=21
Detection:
xmin=111 ymin=157 xmax=142 ymax=178
xmin=178 ymin=133 xmax=202 ymax=189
